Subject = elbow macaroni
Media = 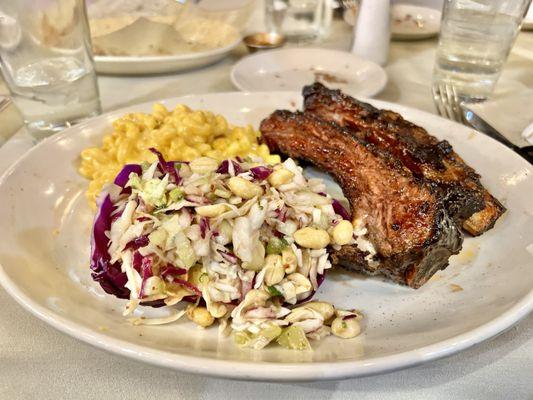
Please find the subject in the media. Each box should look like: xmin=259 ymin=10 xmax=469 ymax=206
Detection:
xmin=79 ymin=104 xmax=280 ymax=205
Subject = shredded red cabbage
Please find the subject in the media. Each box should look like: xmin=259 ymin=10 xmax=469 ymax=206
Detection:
xmin=219 ymin=250 xmax=238 ymax=264
xmin=132 ymin=251 xmax=143 ymax=272
xmin=216 ymin=159 xmax=242 ymax=175
xmin=90 ymin=194 xmax=130 ymax=299
xmin=124 ymin=235 xmax=149 ymax=251
xmin=272 ymin=229 xmax=283 ymax=238
xmin=138 ymin=256 xmax=153 ymax=298
xmin=172 ymin=278 xmax=202 ymax=296
xmin=90 ymin=163 xmax=192 ymax=308
xmin=149 ymin=147 xmax=182 ymax=184
xmin=161 ymin=265 xmax=187 ymax=278
xmin=111 ymin=209 xmax=124 ymax=222
xmin=185 ymin=194 xmax=209 ymax=205
xmin=250 ymin=166 xmax=273 ymax=180
xmin=114 ymin=164 xmax=142 ymax=187
xmin=332 ymin=199 xmax=351 ymax=220
xmin=199 ymin=217 xmax=210 ymax=239
xmin=240 ymin=279 xmax=253 ymax=300
xmin=275 ymin=207 xmax=288 ymax=222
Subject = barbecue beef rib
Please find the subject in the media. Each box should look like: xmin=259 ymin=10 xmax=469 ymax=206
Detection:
xmin=260 ymin=110 xmax=463 ymax=288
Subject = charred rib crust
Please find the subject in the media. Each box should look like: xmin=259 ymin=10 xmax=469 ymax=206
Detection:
xmin=302 ymin=82 xmax=504 ymax=235
xmin=260 ymin=110 xmax=463 ymax=288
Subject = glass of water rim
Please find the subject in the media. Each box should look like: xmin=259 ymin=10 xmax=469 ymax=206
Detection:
xmin=265 ymin=0 xmax=333 ymax=40
xmin=432 ymin=0 xmax=532 ymax=116
xmin=0 ymin=0 xmax=101 ymax=140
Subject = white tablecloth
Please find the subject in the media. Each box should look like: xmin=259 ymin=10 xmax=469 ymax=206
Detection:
xmin=0 ymin=19 xmax=532 ymax=400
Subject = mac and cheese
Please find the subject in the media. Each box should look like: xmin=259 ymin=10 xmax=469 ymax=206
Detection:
xmin=79 ymin=103 xmax=280 ymax=204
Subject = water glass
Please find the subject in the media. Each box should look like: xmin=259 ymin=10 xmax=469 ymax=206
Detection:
xmin=265 ymin=0 xmax=333 ymax=40
xmin=432 ymin=0 xmax=531 ymax=115
xmin=0 ymin=0 xmax=101 ymax=140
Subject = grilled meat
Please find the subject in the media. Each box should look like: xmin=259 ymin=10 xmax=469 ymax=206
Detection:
xmin=260 ymin=110 xmax=463 ymax=288
xmin=302 ymin=82 xmax=505 ymax=236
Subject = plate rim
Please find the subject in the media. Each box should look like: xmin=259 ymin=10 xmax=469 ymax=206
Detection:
xmin=93 ymin=36 xmax=242 ymax=64
xmin=0 ymin=91 xmax=531 ymax=381
xmin=229 ymin=48 xmax=388 ymax=97
xmin=0 ymin=260 xmax=530 ymax=381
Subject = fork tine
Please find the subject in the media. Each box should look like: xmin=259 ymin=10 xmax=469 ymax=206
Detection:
xmin=443 ymin=83 xmax=454 ymax=121
xmin=445 ymin=83 xmax=461 ymax=122
xmin=440 ymin=83 xmax=453 ymax=121
xmin=447 ymin=84 xmax=460 ymax=122
xmin=450 ymin=85 xmax=465 ymax=123
xmin=432 ymin=81 xmax=469 ymax=124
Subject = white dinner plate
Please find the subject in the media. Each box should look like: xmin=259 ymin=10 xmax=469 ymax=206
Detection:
xmin=522 ymin=4 xmax=533 ymax=31
xmin=344 ymin=4 xmax=441 ymax=41
xmin=0 ymin=92 xmax=532 ymax=381
xmin=230 ymin=49 xmax=387 ymax=97
xmin=391 ymin=4 xmax=441 ymax=40
xmin=94 ymin=38 xmax=241 ymax=75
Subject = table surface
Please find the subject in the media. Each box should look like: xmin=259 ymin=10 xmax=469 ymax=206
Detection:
xmin=0 ymin=17 xmax=532 ymax=400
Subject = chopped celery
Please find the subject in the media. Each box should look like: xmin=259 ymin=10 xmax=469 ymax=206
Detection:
xmin=198 ymin=272 xmax=209 ymax=284
xmin=260 ymin=324 xmax=282 ymax=341
xmin=267 ymin=285 xmax=282 ymax=297
xmin=277 ymin=326 xmax=311 ymax=351
xmin=168 ymin=188 xmax=184 ymax=202
xmin=266 ymin=237 xmax=289 ymax=255
xmin=234 ymin=331 xmax=252 ymax=347
xmin=234 ymin=324 xmax=282 ymax=349
xmin=187 ymin=264 xmax=204 ymax=286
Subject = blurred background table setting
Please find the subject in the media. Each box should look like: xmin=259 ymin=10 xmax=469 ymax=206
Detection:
xmin=0 ymin=0 xmax=532 ymax=398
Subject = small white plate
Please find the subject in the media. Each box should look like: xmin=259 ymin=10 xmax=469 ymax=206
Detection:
xmin=94 ymin=38 xmax=241 ymax=75
xmin=391 ymin=4 xmax=441 ymax=40
xmin=0 ymin=92 xmax=531 ymax=381
xmin=344 ymin=4 xmax=441 ymax=41
xmin=230 ymin=48 xmax=387 ymax=97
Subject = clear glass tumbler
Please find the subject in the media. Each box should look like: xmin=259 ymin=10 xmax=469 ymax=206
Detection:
xmin=265 ymin=0 xmax=333 ymax=40
xmin=0 ymin=0 xmax=101 ymax=140
xmin=432 ymin=0 xmax=531 ymax=117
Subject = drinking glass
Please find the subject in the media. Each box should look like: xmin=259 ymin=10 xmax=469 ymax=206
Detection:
xmin=432 ymin=0 xmax=531 ymax=119
xmin=0 ymin=0 xmax=101 ymax=140
xmin=265 ymin=0 xmax=333 ymax=40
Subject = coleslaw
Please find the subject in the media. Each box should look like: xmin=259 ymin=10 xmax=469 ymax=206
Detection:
xmin=90 ymin=149 xmax=368 ymax=349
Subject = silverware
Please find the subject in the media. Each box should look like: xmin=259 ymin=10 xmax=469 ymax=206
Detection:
xmin=0 ymin=96 xmax=11 ymax=113
xmin=432 ymin=82 xmax=465 ymax=123
xmin=432 ymin=83 xmax=533 ymax=164
xmin=341 ymin=0 xmax=360 ymax=10
xmin=461 ymin=105 xmax=533 ymax=164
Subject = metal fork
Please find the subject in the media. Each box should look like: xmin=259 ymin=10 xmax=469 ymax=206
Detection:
xmin=0 ymin=96 xmax=10 ymax=113
xmin=341 ymin=0 xmax=360 ymax=11
xmin=433 ymin=83 xmax=533 ymax=164
xmin=432 ymin=82 xmax=465 ymax=123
